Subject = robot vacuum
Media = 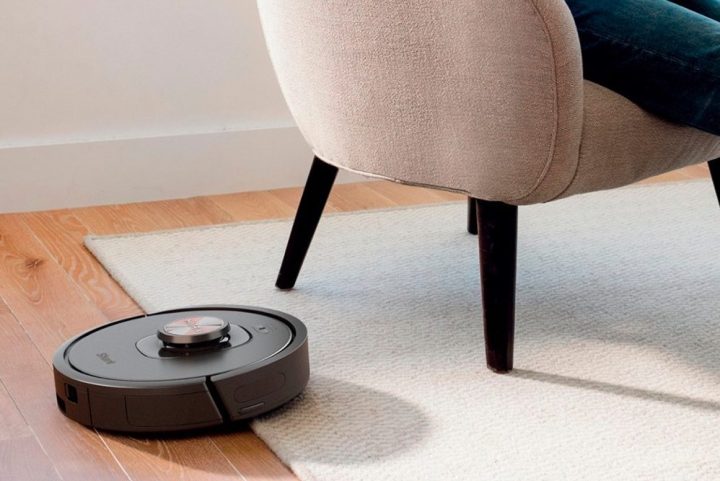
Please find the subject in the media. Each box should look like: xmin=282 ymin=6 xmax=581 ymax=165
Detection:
xmin=53 ymin=305 xmax=309 ymax=433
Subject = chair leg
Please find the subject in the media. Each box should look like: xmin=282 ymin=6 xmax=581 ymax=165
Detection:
xmin=467 ymin=197 xmax=478 ymax=235
xmin=709 ymin=158 xmax=720 ymax=207
xmin=276 ymin=156 xmax=338 ymax=289
xmin=475 ymin=198 xmax=518 ymax=373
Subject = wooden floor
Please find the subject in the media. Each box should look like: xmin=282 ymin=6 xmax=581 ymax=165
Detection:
xmin=0 ymin=163 xmax=710 ymax=481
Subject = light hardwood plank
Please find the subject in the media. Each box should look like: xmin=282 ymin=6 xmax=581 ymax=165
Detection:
xmin=272 ymin=186 xmax=335 ymax=213
xmin=326 ymin=183 xmax=398 ymax=211
xmin=23 ymin=209 xmax=141 ymax=320
xmin=208 ymin=190 xmax=299 ymax=221
xmin=211 ymin=431 xmax=296 ymax=481
xmin=638 ymin=163 xmax=711 ymax=184
xmin=0 ymin=435 xmax=63 ymax=481
xmin=0 ymin=301 xmax=130 ymax=481
xmin=98 ymin=434 xmax=244 ymax=481
xmin=0 ymin=380 xmax=31 ymax=442
xmin=0 ymin=214 xmax=107 ymax=361
xmin=180 ymin=196 xmax=236 ymax=225
xmin=0 ymin=364 xmax=58 ymax=481
xmin=682 ymin=163 xmax=711 ymax=177
xmin=73 ymin=197 xmax=232 ymax=235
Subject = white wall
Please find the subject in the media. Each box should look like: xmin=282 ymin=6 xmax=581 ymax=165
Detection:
xmin=0 ymin=0 xmax=361 ymax=212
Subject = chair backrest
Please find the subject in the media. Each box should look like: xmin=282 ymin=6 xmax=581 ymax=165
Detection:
xmin=257 ymin=1 xmax=583 ymax=203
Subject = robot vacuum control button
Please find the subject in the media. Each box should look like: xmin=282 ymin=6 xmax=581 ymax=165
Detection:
xmin=157 ymin=316 xmax=230 ymax=346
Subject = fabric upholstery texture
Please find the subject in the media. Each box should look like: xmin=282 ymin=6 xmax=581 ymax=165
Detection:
xmin=561 ymin=82 xmax=720 ymax=199
xmin=257 ymin=0 xmax=720 ymax=205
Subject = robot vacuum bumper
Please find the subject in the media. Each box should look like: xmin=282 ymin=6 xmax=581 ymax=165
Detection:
xmin=53 ymin=306 xmax=309 ymax=433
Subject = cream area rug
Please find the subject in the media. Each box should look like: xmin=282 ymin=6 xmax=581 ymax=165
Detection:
xmin=86 ymin=181 xmax=720 ymax=481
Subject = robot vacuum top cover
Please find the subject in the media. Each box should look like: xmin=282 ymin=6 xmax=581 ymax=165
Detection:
xmin=53 ymin=305 xmax=309 ymax=433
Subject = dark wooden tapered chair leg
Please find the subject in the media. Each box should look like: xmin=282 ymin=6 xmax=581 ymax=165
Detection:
xmin=467 ymin=197 xmax=478 ymax=235
xmin=709 ymin=157 xmax=720 ymax=207
xmin=276 ymin=156 xmax=338 ymax=289
xmin=475 ymin=198 xmax=518 ymax=373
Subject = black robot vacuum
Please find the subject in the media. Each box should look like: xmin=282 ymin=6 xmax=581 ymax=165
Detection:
xmin=53 ymin=305 xmax=309 ymax=432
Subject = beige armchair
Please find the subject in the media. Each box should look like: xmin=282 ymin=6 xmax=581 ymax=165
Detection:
xmin=257 ymin=0 xmax=720 ymax=373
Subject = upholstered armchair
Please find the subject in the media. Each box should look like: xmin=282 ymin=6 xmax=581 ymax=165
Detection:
xmin=257 ymin=0 xmax=720 ymax=373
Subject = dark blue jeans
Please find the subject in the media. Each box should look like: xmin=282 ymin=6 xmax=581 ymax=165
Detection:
xmin=566 ymin=0 xmax=720 ymax=135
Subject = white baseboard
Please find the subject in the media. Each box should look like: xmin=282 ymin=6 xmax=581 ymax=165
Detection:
xmin=0 ymin=127 xmax=367 ymax=213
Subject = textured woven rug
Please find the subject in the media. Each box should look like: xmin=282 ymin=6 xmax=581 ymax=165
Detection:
xmin=86 ymin=181 xmax=720 ymax=481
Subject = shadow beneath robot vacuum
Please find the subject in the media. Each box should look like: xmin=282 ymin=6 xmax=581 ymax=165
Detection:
xmin=252 ymin=375 xmax=432 ymax=465
xmin=104 ymin=376 xmax=430 ymax=469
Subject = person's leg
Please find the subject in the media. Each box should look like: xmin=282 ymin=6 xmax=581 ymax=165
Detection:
xmin=668 ymin=0 xmax=720 ymax=21
xmin=565 ymin=0 xmax=720 ymax=135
